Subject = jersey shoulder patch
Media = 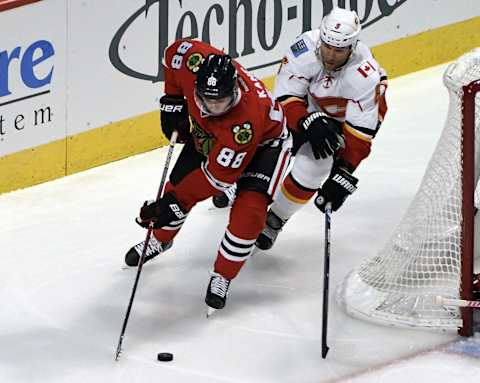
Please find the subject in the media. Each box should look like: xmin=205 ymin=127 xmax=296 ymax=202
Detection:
xmin=290 ymin=39 xmax=309 ymax=57
xmin=356 ymin=60 xmax=378 ymax=79
xmin=341 ymin=59 xmax=380 ymax=100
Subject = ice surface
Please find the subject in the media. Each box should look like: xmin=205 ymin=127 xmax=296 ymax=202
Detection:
xmin=1 ymin=63 xmax=478 ymax=383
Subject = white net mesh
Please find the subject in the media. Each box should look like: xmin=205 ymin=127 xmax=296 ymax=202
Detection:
xmin=337 ymin=49 xmax=480 ymax=330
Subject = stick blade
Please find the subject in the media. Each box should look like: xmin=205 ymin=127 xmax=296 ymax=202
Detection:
xmin=322 ymin=345 xmax=329 ymax=359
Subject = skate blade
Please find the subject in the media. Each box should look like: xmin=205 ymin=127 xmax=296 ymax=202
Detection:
xmin=206 ymin=306 xmax=217 ymax=318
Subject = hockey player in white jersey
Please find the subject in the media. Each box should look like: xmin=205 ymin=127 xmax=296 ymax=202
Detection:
xmin=256 ymin=7 xmax=388 ymax=250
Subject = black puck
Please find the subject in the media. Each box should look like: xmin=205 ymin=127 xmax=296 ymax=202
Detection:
xmin=212 ymin=194 xmax=230 ymax=208
xmin=157 ymin=352 xmax=173 ymax=362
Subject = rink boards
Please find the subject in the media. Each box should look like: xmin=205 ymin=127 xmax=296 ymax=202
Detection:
xmin=0 ymin=0 xmax=479 ymax=194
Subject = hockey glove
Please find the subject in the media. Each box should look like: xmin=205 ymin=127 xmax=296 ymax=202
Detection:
xmin=160 ymin=95 xmax=190 ymax=143
xmin=299 ymin=112 xmax=344 ymax=160
xmin=136 ymin=192 xmax=188 ymax=229
xmin=315 ymin=164 xmax=358 ymax=212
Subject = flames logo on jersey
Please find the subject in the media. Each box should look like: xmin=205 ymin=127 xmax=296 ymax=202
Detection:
xmin=190 ymin=117 xmax=216 ymax=156
xmin=232 ymin=122 xmax=253 ymax=145
xmin=186 ymin=53 xmax=204 ymax=73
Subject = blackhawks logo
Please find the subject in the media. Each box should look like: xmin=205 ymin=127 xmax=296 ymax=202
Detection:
xmin=232 ymin=123 xmax=253 ymax=145
xmin=186 ymin=53 xmax=204 ymax=73
xmin=190 ymin=117 xmax=215 ymax=156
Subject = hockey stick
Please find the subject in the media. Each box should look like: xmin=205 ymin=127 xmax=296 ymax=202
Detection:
xmin=321 ymin=202 xmax=332 ymax=359
xmin=115 ymin=131 xmax=178 ymax=361
xmin=435 ymin=296 xmax=480 ymax=308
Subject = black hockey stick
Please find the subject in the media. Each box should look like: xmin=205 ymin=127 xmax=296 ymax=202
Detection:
xmin=321 ymin=202 xmax=332 ymax=359
xmin=115 ymin=131 xmax=178 ymax=361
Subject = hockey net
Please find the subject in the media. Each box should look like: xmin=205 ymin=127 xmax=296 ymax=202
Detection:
xmin=337 ymin=49 xmax=480 ymax=334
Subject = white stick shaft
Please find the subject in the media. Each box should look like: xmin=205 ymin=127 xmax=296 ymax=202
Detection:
xmin=436 ymin=295 xmax=480 ymax=308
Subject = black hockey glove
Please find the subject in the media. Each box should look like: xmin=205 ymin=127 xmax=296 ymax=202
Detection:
xmin=160 ymin=95 xmax=190 ymax=143
xmin=315 ymin=164 xmax=359 ymax=212
xmin=299 ymin=112 xmax=344 ymax=160
xmin=135 ymin=192 xmax=188 ymax=229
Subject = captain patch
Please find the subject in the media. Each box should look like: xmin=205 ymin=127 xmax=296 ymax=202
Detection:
xmin=290 ymin=39 xmax=308 ymax=57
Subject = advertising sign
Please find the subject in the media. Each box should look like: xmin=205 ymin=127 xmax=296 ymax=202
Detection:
xmin=1 ymin=0 xmax=479 ymax=193
xmin=0 ymin=0 xmax=66 ymax=157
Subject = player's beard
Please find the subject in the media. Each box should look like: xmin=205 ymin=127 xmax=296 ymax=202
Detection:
xmin=322 ymin=55 xmax=350 ymax=71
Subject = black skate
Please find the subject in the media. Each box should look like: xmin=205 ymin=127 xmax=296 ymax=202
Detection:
xmin=205 ymin=271 xmax=231 ymax=316
xmin=255 ymin=210 xmax=288 ymax=250
xmin=124 ymin=236 xmax=172 ymax=267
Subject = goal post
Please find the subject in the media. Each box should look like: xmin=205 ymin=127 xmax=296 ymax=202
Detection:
xmin=337 ymin=48 xmax=480 ymax=336
xmin=461 ymin=69 xmax=480 ymax=335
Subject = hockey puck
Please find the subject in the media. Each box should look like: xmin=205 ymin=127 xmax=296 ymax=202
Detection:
xmin=157 ymin=352 xmax=174 ymax=362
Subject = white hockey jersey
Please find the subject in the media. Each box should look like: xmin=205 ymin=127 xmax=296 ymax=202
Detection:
xmin=275 ymin=29 xmax=386 ymax=140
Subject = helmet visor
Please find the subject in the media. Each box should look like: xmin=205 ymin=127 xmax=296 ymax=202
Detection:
xmin=194 ymin=86 xmax=240 ymax=117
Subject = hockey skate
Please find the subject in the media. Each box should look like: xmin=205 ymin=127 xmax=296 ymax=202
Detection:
xmin=212 ymin=184 xmax=237 ymax=208
xmin=205 ymin=271 xmax=231 ymax=317
xmin=124 ymin=236 xmax=172 ymax=267
xmin=255 ymin=210 xmax=288 ymax=250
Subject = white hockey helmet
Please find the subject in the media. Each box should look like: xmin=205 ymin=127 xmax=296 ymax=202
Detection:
xmin=319 ymin=8 xmax=361 ymax=48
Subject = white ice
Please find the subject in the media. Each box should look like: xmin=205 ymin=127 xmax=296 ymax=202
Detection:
xmin=1 ymin=63 xmax=479 ymax=383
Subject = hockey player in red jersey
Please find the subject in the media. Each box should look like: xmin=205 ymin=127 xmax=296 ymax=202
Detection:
xmin=256 ymin=7 xmax=388 ymax=250
xmin=124 ymin=39 xmax=291 ymax=314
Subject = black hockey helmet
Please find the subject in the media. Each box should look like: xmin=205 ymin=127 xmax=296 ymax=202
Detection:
xmin=196 ymin=54 xmax=237 ymax=99
xmin=194 ymin=54 xmax=241 ymax=116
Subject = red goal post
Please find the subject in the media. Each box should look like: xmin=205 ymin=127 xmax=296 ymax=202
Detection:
xmin=461 ymin=70 xmax=480 ymax=335
xmin=337 ymin=48 xmax=480 ymax=336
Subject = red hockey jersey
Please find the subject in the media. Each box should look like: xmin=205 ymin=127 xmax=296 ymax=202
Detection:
xmin=163 ymin=39 xmax=287 ymax=208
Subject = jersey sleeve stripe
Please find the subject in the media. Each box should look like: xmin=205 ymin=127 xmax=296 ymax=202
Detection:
xmin=344 ymin=121 xmax=374 ymax=141
xmin=268 ymin=140 xmax=292 ymax=196
xmin=279 ymin=96 xmax=307 ymax=106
